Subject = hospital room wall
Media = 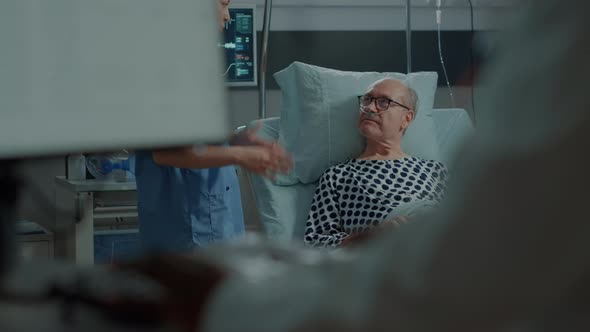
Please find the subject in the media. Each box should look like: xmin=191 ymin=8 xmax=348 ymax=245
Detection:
xmin=224 ymin=0 xmax=515 ymax=124
xmin=224 ymin=28 xmax=501 ymax=126
xmin=15 ymin=1 xmax=514 ymax=235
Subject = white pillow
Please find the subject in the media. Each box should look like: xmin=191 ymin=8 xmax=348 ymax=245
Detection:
xmin=275 ymin=62 xmax=441 ymax=185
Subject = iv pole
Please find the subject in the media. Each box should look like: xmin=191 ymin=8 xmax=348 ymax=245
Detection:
xmin=258 ymin=0 xmax=273 ymax=119
xmin=406 ymin=0 xmax=412 ymax=73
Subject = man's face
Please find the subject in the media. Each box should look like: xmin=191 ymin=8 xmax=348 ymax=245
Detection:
xmin=357 ymin=79 xmax=414 ymax=142
xmin=217 ymin=0 xmax=231 ymax=31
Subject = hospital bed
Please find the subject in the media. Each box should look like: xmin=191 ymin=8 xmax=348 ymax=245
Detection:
xmin=244 ymin=106 xmax=474 ymax=244
xmin=244 ymin=62 xmax=474 ymax=244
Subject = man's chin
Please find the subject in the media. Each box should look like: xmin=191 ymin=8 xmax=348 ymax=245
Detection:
xmin=359 ymin=127 xmax=381 ymax=140
xmin=360 ymin=118 xmax=382 ymax=128
xmin=360 ymin=121 xmax=379 ymax=130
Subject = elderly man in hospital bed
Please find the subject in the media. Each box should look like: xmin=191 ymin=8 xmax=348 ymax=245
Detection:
xmin=305 ymin=78 xmax=448 ymax=248
xmin=108 ymin=1 xmax=590 ymax=331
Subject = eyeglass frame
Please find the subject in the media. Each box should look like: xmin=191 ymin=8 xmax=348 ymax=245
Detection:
xmin=357 ymin=94 xmax=411 ymax=113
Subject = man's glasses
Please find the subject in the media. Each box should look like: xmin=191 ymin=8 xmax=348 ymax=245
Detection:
xmin=358 ymin=95 xmax=410 ymax=112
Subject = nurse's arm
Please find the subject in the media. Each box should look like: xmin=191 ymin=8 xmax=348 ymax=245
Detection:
xmin=152 ymin=145 xmax=291 ymax=175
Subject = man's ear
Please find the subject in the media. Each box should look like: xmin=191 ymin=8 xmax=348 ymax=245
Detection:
xmin=403 ymin=111 xmax=415 ymax=128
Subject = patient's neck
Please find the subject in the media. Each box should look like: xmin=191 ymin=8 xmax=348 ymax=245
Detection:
xmin=358 ymin=140 xmax=408 ymax=161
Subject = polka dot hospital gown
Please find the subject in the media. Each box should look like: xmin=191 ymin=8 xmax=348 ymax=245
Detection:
xmin=304 ymin=157 xmax=448 ymax=248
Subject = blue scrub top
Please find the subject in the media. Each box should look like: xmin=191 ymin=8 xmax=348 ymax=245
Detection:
xmin=134 ymin=150 xmax=245 ymax=253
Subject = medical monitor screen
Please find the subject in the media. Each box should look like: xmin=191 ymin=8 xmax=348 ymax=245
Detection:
xmin=222 ymin=6 xmax=257 ymax=87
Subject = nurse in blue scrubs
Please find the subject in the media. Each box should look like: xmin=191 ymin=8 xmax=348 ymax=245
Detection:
xmin=135 ymin=0 xmax=292 ymax=253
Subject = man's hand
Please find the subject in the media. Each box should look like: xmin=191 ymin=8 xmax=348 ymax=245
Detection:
xmin=235 ymin=143 xmax=293 ymax=178
xmin=339 ymin=232 xmax=374 ymax=248
xmin=380 ymin=216 xmax=410 ymax=229
xmin=340 ymin=216 xmax=410 ymax=248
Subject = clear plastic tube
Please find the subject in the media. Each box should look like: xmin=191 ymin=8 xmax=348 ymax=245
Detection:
xmin=436 ymin=9 xmax=456 ymax=107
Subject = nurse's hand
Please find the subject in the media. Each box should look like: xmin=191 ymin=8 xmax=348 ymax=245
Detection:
xmin=229 ymin=122 xmax=273 ymax=147
xmin=235 ymin=143 xmax=293 ymax=177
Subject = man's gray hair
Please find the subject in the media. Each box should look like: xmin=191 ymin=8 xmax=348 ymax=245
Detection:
xmin=405 ymin=84 xmax=419 ymax=115
xmin=402 ymin=83 xmax=419 ymax=136
xmin=368 ymin=77 xmax=418 ymax=114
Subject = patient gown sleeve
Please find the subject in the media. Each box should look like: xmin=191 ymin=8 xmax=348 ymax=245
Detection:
xmin=303 ymin=169 xmax=349 ymax=248
xmin=431 ymin=162 xmax=449 ymax=202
